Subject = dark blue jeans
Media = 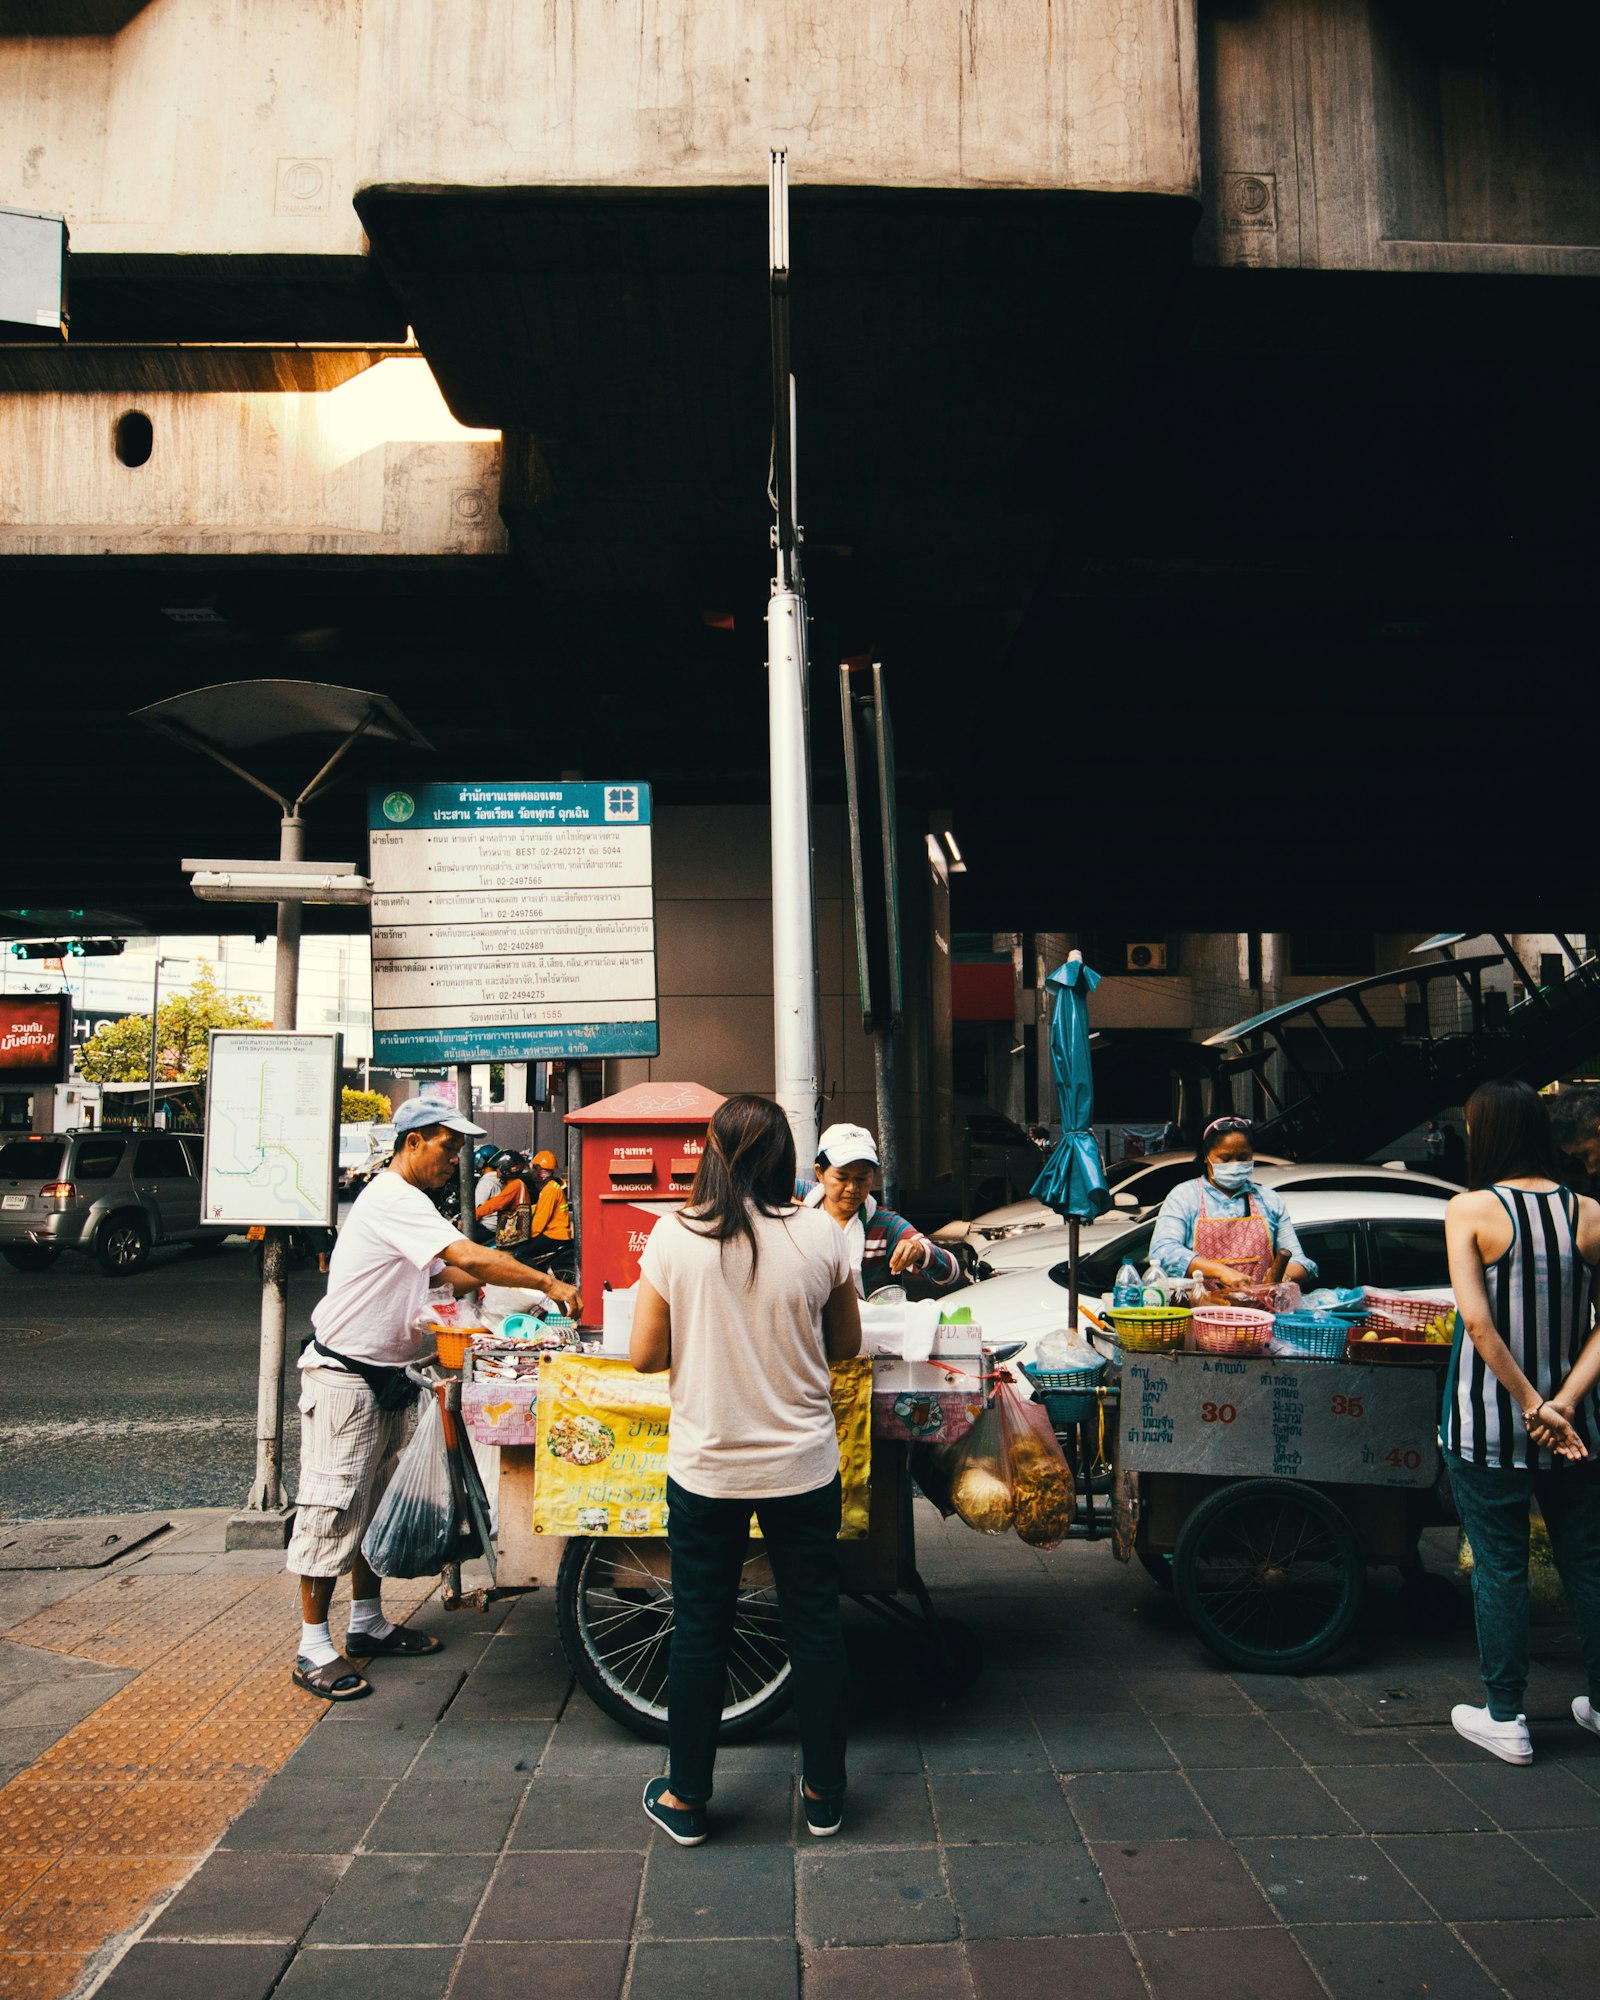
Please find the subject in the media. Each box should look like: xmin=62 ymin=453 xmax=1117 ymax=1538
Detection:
xmin=665 ymin=1473 xmax=848 ymax=1807
xmin=1446 ymin=1450 xmax=1600 ymax=1721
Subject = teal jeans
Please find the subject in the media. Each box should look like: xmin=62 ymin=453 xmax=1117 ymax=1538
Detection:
xmin=1446 ymin=1450 xmax=1600 ymax=1722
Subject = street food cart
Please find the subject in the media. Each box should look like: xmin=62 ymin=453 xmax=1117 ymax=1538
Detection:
xmin=454 ymin=1326 xmax=994 ymax=1741
xmin=1096 ymin=1289 xmax=1457 ymax=1672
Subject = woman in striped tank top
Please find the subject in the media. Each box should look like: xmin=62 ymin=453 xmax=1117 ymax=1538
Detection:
xmin=1443 ymin=1079 xmax=1600 ymax=1765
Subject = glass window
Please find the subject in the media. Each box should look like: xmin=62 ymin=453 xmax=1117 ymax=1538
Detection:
xmin=0 ymin=1138 xmax=65 ymax=1180
xmin=1370 ymin=1221 xmax=1451 ymax=1291
xmin=133 ymin=1137 xmax=191 ymax=1179
xmin=1060 ymin=1222 xmax=1159 ymax=1297
xmin=71 ymin=1139 xmax=125 ymax=1182
xmin=1297 ymin=1224 xmax=1361 ymax=1289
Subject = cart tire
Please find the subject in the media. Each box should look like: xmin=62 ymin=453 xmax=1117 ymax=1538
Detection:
xmin=96 ymin=1214 xmax=150 ymax=1277
xmin=920 ymin=1618 xmax=984 ymax=1696
xmin=1173 ymin=1478 xmax=1365 ymax=1673
xmin=1136 ymin=1548 xmax=1175 ymax=1592
xmin=2 ymin=1244 xmax=61 ymax=1273
xmin=555 ymin=1536 xmax=795 ymax=1743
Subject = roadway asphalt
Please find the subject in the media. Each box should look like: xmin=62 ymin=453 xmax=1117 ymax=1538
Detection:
xmin=0 ymin=1234 xmax=328 ymax=1520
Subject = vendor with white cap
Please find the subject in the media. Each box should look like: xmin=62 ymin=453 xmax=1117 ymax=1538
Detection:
xmin=800 ymin=1123 xmax=963 ymax=1298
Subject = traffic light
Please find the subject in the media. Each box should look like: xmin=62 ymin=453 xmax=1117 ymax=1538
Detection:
xmin=9 ymin=938 xmax=125 ymax=959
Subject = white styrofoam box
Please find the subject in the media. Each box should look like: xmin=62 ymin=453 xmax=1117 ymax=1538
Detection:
xmin=870 ymin=1354 xmax=987 ymax=1397
xmin=602 ymin=1285 xmax=638 ymax=1355
xmin=858 ymin=1297 xmax=981 ymax=1360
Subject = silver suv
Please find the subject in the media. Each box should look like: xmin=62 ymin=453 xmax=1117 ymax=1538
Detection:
xmin=0 ymin=1131 xmax=213 ymax=1276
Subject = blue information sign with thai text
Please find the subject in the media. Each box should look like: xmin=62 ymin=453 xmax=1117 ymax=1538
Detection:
xmin=368 ymin=780 xmax=657 ymax=1065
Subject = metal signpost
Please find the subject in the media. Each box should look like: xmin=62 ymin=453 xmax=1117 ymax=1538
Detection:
xmin=840 ymin=661 xmax=905 ymax=1205
xmin=202 ymin=1030 xmax=341 ymax=1521
xmin=368 ymin=780 xmax=659 ymax=1066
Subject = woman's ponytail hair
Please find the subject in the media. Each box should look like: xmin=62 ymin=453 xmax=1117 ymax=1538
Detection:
xmin=681 ymin=1094 xmax=798 ymax=1278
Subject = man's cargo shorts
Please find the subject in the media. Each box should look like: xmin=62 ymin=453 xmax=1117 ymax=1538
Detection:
xmin=286 ymin=1367 xmax=409 ymax=1577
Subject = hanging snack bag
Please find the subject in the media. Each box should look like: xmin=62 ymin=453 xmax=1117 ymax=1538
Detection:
xmin=945 ymin=1403 xmax=1016 ymax=1533
xmin=994 ymin=1373 xmax=1078 ymax=1549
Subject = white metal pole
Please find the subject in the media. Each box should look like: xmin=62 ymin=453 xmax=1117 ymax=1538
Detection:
xmin=768 ymin=587 xmax=819 ymax=1165
xmin=274 ymin=816 xmax=304 ymax=1033
xmin=231 ymin=812 xmax=303 ymax=1542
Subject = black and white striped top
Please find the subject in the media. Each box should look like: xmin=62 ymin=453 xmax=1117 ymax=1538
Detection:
xmin=1441 ymin=1184 xmax=1599 ymax=1469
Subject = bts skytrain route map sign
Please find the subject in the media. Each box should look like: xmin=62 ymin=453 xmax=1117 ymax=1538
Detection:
xmin=368 ymin=780 xmax=658 ymax=1065
xmin=202 ymin=1031 xmax=340 ymax=1229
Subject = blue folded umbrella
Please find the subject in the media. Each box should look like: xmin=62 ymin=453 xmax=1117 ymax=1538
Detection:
xmin=1030 ymin=957 xmax=1111 ymax=1224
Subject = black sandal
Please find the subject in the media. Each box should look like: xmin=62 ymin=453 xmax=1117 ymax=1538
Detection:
xmin=291 ymin=1653 xmax=371 ymax=1701
xmin=346 ymin=1625 xmax=443 ymax=1658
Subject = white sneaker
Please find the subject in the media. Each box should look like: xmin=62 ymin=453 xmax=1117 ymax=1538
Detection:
xmin=1451 ymin=1702 xmax=1532 ymax=1765
xmin=1573 ymin=1697 xmax=1600 ymax=1739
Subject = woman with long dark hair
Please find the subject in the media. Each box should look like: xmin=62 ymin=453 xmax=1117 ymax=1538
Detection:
xmin=1444 ymin=1077 xmax=1600 ymax=1764
xmin=629 ymin=1094 xmax=862 ymax=1843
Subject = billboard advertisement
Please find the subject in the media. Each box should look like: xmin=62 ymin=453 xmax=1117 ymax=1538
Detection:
xmin=0 ymin=996 xmax=71 ymax=1085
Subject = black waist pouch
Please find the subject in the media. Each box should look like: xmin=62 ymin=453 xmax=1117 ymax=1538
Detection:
xmin=306 ymin=1335 xmax=416 ymax=1413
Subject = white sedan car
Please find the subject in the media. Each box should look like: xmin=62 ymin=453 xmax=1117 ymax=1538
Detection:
xmin=967 ymin=1186 xmax=1457 ymax=1366
xmin=932 ymin=1151 xmax=1293 ymax=1257
xmin=975 ymin=1161 xmax=1460 ymax=1277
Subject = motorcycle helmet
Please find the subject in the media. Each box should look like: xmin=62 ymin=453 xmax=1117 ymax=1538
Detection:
xmin=531 ymin=1149 xmax=559 ymax=1172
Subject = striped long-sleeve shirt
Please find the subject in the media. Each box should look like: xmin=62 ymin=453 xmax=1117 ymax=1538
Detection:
xmin=796 ymin=1181 xmax=962 ymax=1296
xmin=1442 ymin=1184 xmax=1600 ymax=1469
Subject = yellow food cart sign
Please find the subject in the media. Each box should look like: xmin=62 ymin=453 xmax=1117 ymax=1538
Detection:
xmin=533 ymin=1354 xmax=873 ymax=1539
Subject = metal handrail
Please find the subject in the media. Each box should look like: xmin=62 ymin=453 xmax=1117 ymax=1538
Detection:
xmin=1201 ymin=942 xmax=1600 ymax=1159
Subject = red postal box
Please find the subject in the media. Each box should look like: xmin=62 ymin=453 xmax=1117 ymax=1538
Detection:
xmin=566 ymin=1080 xmax=726 ymax=1306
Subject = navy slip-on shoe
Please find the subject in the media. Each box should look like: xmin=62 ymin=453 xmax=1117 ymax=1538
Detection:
xmin=802 ymin=1785 xmax=844 ymax=1837
xmin=643 ymin=1777 xmax=708 ymax=1846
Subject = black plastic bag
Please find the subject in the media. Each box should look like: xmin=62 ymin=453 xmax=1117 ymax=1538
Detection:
xmin=362 ymin=1393 xmax=455 ymax=1578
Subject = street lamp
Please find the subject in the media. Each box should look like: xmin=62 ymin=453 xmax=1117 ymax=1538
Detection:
xmin=133 ymin=680 xmax=433 ymax=1550
xmin=141 ymin=951 xmax=193 ymax=1130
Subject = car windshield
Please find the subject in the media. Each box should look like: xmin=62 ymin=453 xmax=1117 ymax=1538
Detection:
xmin=1116 ymin=1161 xmax=1197 ymax=1206
xmin=0 ymin=1138 xmax=64 ymax=1180
xmin=1052 ymin=1222 xmax=1159 ymax=1297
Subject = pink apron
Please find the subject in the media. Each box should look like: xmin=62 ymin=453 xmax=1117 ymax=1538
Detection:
xmin=1192 ymin=1184 xmax=1275 ymax=1284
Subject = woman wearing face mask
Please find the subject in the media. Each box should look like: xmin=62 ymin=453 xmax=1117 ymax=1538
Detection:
xmin=1148 ymin=1114 xmax=1317 ymax=1297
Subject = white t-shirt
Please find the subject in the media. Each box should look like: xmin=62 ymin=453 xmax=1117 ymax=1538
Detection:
xmin=302 ymin=1170 xmax=461 ymax=1373
xmin=638 ymin=1204 xmax=852 ymax=1499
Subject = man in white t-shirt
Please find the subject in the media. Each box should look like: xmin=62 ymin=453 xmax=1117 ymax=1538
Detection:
xmin=288 ymin=1095 xmax=582 ymax=1702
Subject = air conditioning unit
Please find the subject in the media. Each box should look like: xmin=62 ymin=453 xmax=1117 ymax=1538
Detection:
xmin=1126 ymin=941 xmax=1168 ymax=972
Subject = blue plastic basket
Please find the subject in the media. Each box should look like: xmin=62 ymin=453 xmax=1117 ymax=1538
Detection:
xmin=1021 ymin=1358 xmax=1107 ymax=1426
xmin=1271 ymin=1312 xmax=1350 ymax=1362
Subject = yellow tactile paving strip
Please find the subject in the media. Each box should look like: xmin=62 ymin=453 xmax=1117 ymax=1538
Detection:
xmin=0 ymin=1566 xmax=435 ymax=2000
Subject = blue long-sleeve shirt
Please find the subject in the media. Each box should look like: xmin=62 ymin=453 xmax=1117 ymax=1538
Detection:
xmin=1149 ymin=1177 xmax=1318 ymax=1282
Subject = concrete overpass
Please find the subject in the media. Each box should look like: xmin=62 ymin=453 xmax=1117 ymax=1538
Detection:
xmin=2 ymin=1 xmax=1594 ymax=937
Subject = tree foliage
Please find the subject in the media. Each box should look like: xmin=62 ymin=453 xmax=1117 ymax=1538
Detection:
xmin=76 ymin=962 xmax=270 ymax=1084
xmin=341 ymin=1087 xmax=393 ymax=1123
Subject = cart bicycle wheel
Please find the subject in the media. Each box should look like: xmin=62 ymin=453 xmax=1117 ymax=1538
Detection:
xmin=555 ymin=1536 xmax=795 ymax=1743
xmin=1173 ymin=1478 xmax=1365 ymax=1673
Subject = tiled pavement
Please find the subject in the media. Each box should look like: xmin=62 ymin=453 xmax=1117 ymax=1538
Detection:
xmin=3 ymin=1509 xmax=1600 ymax=1998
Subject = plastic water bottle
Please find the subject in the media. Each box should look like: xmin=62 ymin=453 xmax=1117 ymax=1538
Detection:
xmin=1113 ymin=1261 xmax=1143 ymax=1309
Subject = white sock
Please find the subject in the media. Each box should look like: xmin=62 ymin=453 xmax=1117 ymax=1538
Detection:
xmin=299 ymin=1619 xmax=340 ymax=1667
xmin=347 ymin=1598 xmax=394 ymax=1641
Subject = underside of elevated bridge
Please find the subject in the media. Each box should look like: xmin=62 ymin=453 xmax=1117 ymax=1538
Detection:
xmin=4 ymin=183 xmax=1595 ymax=939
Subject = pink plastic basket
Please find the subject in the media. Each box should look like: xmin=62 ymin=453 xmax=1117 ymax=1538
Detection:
xmin=1359 ymin=1289 xmax=1452 ymax=1337
xmin=1190 ymin=1305 xmax=1274 ymax=1356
